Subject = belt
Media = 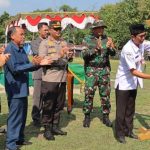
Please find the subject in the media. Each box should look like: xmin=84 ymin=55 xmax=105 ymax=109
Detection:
xmin=45 ymin=66 xmax=65 ymax=70
xmin=86 ymin=63 xmax=107 ymax=68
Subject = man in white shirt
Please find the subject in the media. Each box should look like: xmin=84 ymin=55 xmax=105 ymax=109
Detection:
xmin=115 ymin=24 xmax=150 ymax=144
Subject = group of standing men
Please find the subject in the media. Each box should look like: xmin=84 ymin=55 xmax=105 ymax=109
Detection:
xmin=3 ymin=26 xmax=53 ymax=150
xmin=82 ymin=21 xmax=150 ymax=144
xmin=1 ymin=19 xmax=150 ymax=150
xmin=3 ymin=21 xmax=73 ymax=150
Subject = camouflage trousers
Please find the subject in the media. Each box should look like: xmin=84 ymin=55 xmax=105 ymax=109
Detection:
xmin=83 ymin=66 xmax=111 ymax=115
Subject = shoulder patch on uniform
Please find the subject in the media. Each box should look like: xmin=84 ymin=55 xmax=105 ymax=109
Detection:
xmin=126 ymin=53 xmax=132 ymax=56
xmin=124 ymin=51 xmax=132 ymax=56
xmin=61 ymin=41 xmax=67 ymax=46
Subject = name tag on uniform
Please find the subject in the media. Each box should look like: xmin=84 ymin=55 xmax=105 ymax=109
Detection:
xmin=135 ymin=55 xmax=139 ymax=58
xmin=135 ymin=54 xmax=141 ymax=64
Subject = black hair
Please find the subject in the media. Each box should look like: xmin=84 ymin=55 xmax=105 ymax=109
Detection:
xmin=129 ymin=24 xmax=146 ymax=36
xmin=37 ymin=22 xmax=48 ymax=30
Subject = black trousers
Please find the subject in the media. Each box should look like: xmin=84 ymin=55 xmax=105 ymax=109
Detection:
xmin=32 ymin=79 xmax=42 ymax=122
xmin=115 ymin=86 xmax=137 ymax=138
xmin=41 ymin=81 xmax=66 ymax=126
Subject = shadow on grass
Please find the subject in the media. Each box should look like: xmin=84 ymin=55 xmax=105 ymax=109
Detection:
xmin=0 ymin=114 xmax=7 ymax=150
xmin=0 ymin=113 xmax=8 ymax=127
xmin=135 ymin=113 xmax=150 ymax=129
xmin=111 ymin=120 xmax=117 ymax=141
xmin=60 ymin=109 xmax=76 ymax=128
xmin=0 ymin=133 xmax=6 ymax=150
xmin=66 ymin=98 xmax=83 ymax=109
xmin=110 ymin=113 xmax=150 ymax=142
xmin=25 ymin=121 xmax=42 ymax=141
xmin=22 ymin=109 xmax=76 ymax=144
xmin=66 ymin=98 xmax=105 ymax=121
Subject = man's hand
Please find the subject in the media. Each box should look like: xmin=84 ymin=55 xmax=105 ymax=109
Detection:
xmin=106 ymin=37 xmax=115 ymax=49
xmin=0 ymin=46 xmax=5 ymax=54
xmin=40 ymin=58 xmax=54 ymax=65
xmin=67 ymin=49 xmax=74 ymax=59
xmin=0 ymin=53 xmax=11 ymax=67
xmin=96 ymin=37 xmax=102 ymax=50
xmin=32 ymin=56 xmax=43 ymax=65
xmin=60 ymin=45 xmax=70 ymax=57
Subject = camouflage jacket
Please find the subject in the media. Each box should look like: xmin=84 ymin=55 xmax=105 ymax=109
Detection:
xmin=82 ymin=34 xmax=116 ymax=70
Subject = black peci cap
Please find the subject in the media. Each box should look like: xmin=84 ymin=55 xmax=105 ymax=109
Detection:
xmin=129 ymin=24 xmax=146 ymax=35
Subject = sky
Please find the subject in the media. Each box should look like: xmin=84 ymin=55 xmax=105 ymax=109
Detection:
xmin=0 ymin=0 xmax=120 ymax=16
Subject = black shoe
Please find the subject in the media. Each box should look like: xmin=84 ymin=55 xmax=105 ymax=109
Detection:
xmin=43 ymin=125 xmax=55 ymax=141
xmin=16 ymin=141 xmax=32 ymax=146
xmin=102 ymin=115 xmax=112 ymax=127
xmin=83 ymin=114 xmax=90 ymax=128
xmin=52 ymin=128 xmax=67 ymax=136
xmin=126 ymin=132 xmax=138 ymax=139
xmin=44 ymin=130 xmax=55 ymax=140
xmin=117 ymin=136 xmax=126 ymax=144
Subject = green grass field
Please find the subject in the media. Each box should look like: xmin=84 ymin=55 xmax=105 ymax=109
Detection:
xmin=0 ymin=59 xmax=150 ymax=150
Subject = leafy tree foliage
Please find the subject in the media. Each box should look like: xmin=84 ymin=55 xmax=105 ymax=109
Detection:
xmin=32 ymin=8 xmax=53 ymax=12
xmin=2 ymin=1 xmax=150 ymax=48
xmin=99 ymin=0 xmax=150 ymax=49
xmin=59 ymin=5 xmax=77 ymax=12
xmin=0 ymin=12 xmax=10 ymax=43
xmin=62 ymin=25 xmax=90 ymax=44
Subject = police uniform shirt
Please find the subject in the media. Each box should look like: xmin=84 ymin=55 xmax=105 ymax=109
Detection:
xmin=39 ymin=36 xmax=67 ymax=83
xmin=115 ymin=40 xmax=150 ymax=90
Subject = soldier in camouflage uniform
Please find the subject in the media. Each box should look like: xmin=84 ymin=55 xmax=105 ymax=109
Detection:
xmin=82 ymin=20 xmax=116 ymax=128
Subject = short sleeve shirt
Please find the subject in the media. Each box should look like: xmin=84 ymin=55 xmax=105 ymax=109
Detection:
xmin=114 ymin=40 xmax=150 ymax=90
xmin=39 ymin=36 xmax=67 ymax=82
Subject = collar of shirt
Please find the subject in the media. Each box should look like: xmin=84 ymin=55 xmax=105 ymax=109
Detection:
xmin=48 ymin=36 xmax=63 ymax=43
xmin=130 ymin=39 xmax=144 ymax=57
xmin=130 ymin=40 xmax=140 ymax=53
xmin=10 ymin=41 xmax=24 ymax=53
xmin=10 ymin=41 xmax=19 ymax=51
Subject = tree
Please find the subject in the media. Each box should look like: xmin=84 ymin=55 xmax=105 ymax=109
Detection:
xmin=99 ymin=0 xmax=150 ymax=49
xmin=0 ymin=11 xmax=10 ymax=43
xmin=32 ymin=8 xmax=53 ymax=12
xmin=62 ymin=25 xmax=90 ymax=45
xmin=59 ymin=5 xmax=77 ymax=12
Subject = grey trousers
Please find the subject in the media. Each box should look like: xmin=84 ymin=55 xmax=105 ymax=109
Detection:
xmin=31 ymin=79 xmax=42 ymax=121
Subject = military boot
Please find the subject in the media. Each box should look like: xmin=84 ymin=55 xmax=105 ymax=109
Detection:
xmin=43 ymin=125 xmax=55 ymax=140
xmin=83 ymin=114 xmax=90 ymax=128
xmin=102 ymin=114 xmax=112 ymax=127
xmin=52 ymin=124 xmax=67 ymax=135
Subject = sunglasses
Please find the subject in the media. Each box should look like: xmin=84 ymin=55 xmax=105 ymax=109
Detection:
xmin=53 ymin=28 xmax=62 ymax=31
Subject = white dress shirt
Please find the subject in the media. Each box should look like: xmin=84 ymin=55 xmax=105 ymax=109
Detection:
xmin=115 ymin=40 xmax=150 ymax=90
